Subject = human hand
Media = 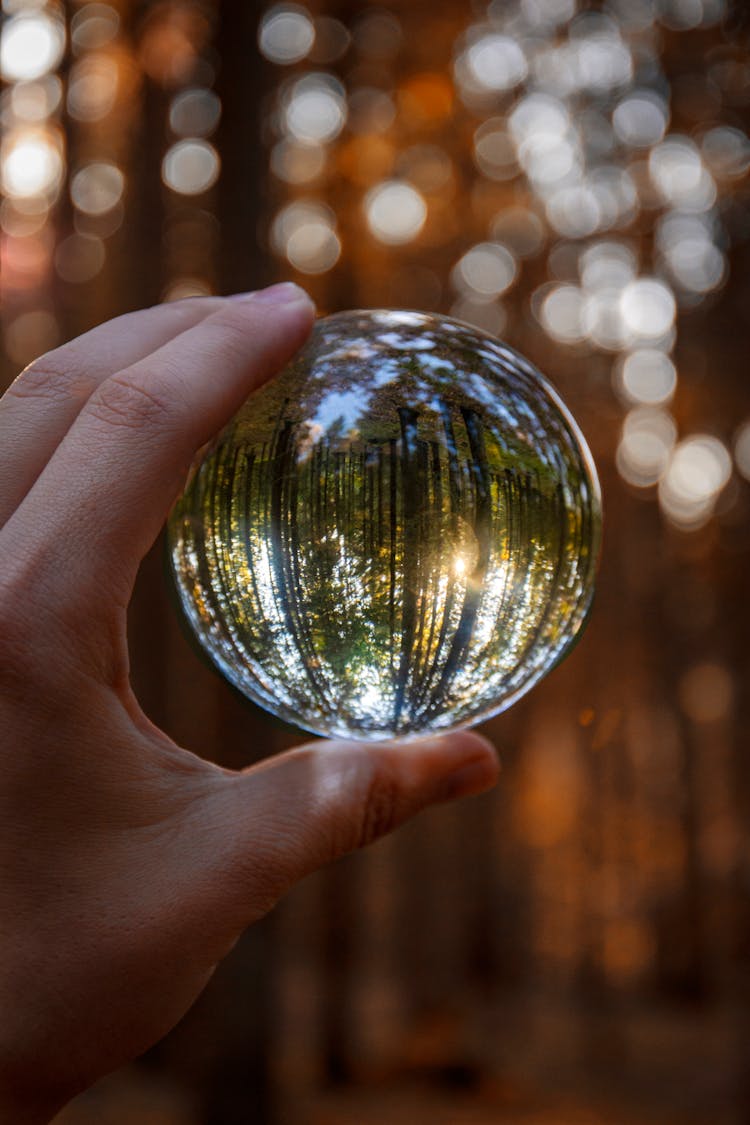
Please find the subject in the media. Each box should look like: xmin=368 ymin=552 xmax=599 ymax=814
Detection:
xmin=0 ymin=284 xmax=499 ymax=1124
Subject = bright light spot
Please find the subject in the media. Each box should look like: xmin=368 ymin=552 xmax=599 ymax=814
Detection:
xmin=70 ymin=161 xmax=124 ymax=215
xmin=0 ymin=199 xmax=48 ymax=237
xmin=271 ymin=199 xmax=340 ymax=271
xmin=473 ymin=119 xmax=517 ymax=181
xmin=1 ymin=128 xmax=63 ymax=198
xmin=659 ymin=0 xmax=725 ymax=29
xmin=546 ymin=185 xmax=601 ymax=238
xmin=162 ymin=140 xmax=220 ymax=195
xmin=617 ymin=350 xmax=677 ymax=405
xmin=659 ymin=434 xmax=732 ymax=527
xmin=588 ymin=166 xmax=638 ymax=230
xmin=490 ymin=207 xmax=545 ymax=258
xmin=9 ymin=77 xmax=63 ymax=122
xmin=666 ymin=236 xmax=726 ymax=295
xmin=286 ymin=221 xmax=340 ymax=273
xmin=67 ymin=56 xmax=119 ymax=123
xmin=365 ymin=180 xmax=427 ymax=245
xmin=613 ymin=90 xmax=668 ymax=148
xmin=540 ymin=284 xmax=585 ymax=343
xmin=519 ymin=0 xmax=577 ymax=28
xmin=679 ymin=662 xmax=733 ymax=723
xmin=452 ymin=242 xmax=517 ymax=299
xmin=518 ymin=134 xmax=578 ymax=186
xmin=169 ymin=88 xmax=221 ymax=138
xmin=1 ymin=13 xmax=66 ymax=82
xmin=734 ymin=420 xmax=750 ymax=482
xmin=509 ymin=93 xmax=570 ymax=143
xmin=271 ymin=200 xmax=331 ymax=252
xmin=620 ymin=278 xmax=676 ymax=341
xmin=259 ymin=4 xmax=315 ymax=64
xmin=570 ymin=32 xmax=632 ymax=93
xmin=579 ymin=241 xmax=637 ymax=291
xmin=616 ymin=407 xmax=677 ymax=487
xmin=581 ymin=291 xmax=628 ymax=350
xmin=71 ymin=3 xmax=120 ymax=51
xmin=701 ymin=126 xmax=750 ymax=179
xmin=270 ymin=139 xmax=326 ymax=184
xmin=284 ymin=73 xmax=347 ymax=144
xmin=649 ymin=137 xmax=716 ymax=212
xmin=463 ymin=32 xmax=528 ymax=92
xmin=4 ymin=309 xmax=60 ymax=367
xmin=54 ymin=233 xmax=106 ymax=283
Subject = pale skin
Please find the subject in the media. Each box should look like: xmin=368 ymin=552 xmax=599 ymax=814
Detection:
xmin=0 ymin=283 xmax=499 ymax=1123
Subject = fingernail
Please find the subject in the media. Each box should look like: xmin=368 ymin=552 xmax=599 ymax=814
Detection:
xmin=228 ymin=282 xmax=314 ymax=309
xmin=441 ymin=754 xmax=499 ymax=801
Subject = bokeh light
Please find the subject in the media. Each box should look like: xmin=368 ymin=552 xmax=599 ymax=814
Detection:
xmin=678 ymin=661 xmax=733 ymax=723
xmin=3 ymin=308 xmax=59 ymax=367
xmin=1 ymin=127 xmax=64 ymax=200
xmin=0 ymin=11 xmax=66 ymax=82
xmin=734 ymin=419 xmax=750 ymax=482
xmin=612 ymin=90 xmax=669 ymax=148
xmin=169 ymin=88 xmax=222 ymax=138
xmin=54 ymin=232 xmax=106 ymax=283
xmin=619 ymin=278 xmax=676 ymax=342
xmin=283 ymin=73 xmax=347 ymax=144
xmin=162 ymin=139 xmax=220 ymax=195
xmin=617 ymin=407 xmax=678 ymax=488
xmin=271 ymin=199 xmax=340 ymax=273
xmin=270 ymin=138 xmax=326 ymax=184
xmin=7 ymin=77 xmax=63 ymax=123
xmin=452 ymin=242 xmax=518 ymax=300
xmin=659 ymin=434 xmax=732 ymax=527
xmin=364 ymin=181 xmax=427 ymax=245
xmin=259 ymin=3 xmax=315 ymax=65
xmin=70 ymin=161 xmax=124 ymax=215
xmin=67 ymin=55 xmax=120 ymax=122
xmin=70 ymin=3 xmax=120 ymax=52
xmin=616 ymin=349 xmax=677 ymax=406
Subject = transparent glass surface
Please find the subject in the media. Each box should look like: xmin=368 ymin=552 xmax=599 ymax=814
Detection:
xmin=168 ymin=310 xmax=602 ymax=741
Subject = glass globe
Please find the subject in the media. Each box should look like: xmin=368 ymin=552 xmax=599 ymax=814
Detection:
xmin=168 ymin=310 xmax=601 ymax=741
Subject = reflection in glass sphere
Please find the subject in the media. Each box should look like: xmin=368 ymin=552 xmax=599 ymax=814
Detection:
xmin=169 ymin=311 xmax=601 ymax=741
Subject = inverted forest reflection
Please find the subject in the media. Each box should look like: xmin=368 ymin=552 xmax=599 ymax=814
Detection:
xmin=170 ymin=311 xmax=600 ymax=738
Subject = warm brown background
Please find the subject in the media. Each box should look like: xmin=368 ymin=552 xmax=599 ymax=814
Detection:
xmin=2 ymin=1 xmax=750 ymax=1122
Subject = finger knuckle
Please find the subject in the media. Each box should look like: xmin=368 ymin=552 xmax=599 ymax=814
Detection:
xmin=357 ymin=764 xmax=401 ymax=848
xmin=6 ymin=356 xmax=88 ymax=407
xmin=87 ymin=372 xmax=173 ymax=432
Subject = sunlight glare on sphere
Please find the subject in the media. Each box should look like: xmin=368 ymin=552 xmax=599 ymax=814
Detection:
xmin=169 ymin=311 xmax=601 ymax=742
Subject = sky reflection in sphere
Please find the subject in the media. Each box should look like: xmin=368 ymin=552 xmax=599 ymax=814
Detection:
xmin=169 ymin=311 xmax=601 ymax=741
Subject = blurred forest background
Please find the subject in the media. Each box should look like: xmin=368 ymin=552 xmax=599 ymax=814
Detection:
xmin=2 ymin=0 xmax=750 ymax=1122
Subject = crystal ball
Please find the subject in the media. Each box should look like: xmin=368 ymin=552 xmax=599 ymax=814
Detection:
xmin=168 ymin=310 xmax=601 ymax=741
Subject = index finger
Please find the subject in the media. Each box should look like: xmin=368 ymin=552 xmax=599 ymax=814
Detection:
xmin=0 ymin=296 xmax=233 ymax=525
xmin=3 ymin=283 xmax=315 ymax=608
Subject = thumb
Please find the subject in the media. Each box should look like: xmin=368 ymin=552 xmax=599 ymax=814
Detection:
xmin=207 ymin=730 xmax=499 ymax=919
